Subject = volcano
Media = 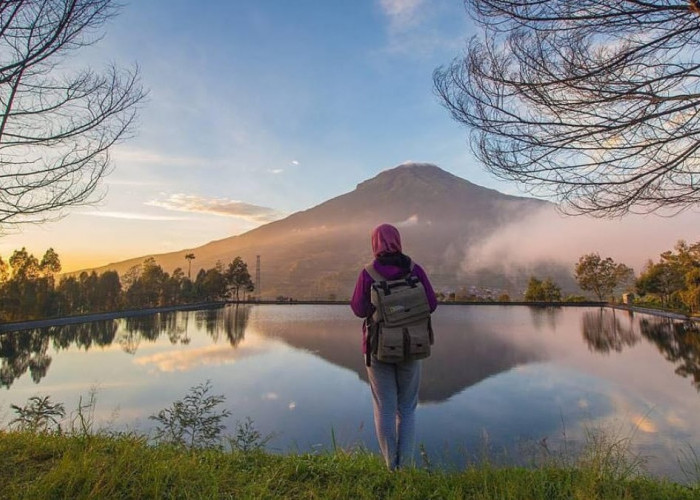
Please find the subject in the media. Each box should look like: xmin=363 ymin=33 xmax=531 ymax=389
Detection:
xmin=83 ymin=163 xmax=554 ymax=299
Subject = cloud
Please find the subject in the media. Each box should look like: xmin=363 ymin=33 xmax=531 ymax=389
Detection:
xmin=134 ymin=343 xmax=270 ymax=373
xmin=395 ymin=214 xmax=419 ymax=227
xmin=377 ymin=0 xmax=461 ymax=57
xmin=146 ymin=194 xmax=283 ymax=223
xmin=380 ymin=0 xmax=425 ymax=30
xmin=463 ymin=205 xmax=700 ymax=275
xmin=80 ymin=211 xmax=190 ymax=221
xmin=112 ymin=146 xmax=203 ymax=167
xmin=291 ymin=160 xmax=299 ymax=166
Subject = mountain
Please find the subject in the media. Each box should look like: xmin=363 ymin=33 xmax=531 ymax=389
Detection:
xmin=83 ymin=163 xmax=558 ymax=299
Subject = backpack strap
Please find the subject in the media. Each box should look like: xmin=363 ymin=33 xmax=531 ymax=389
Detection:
xmin=364 ymin=263 xmax=384 ymax=283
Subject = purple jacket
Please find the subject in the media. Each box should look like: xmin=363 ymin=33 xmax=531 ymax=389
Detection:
xmin=350 ymin=259 xmax=438 ymax=353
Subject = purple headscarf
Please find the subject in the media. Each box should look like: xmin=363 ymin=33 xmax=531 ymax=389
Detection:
xmin=371 ymin=224 xmax=402 ymax=257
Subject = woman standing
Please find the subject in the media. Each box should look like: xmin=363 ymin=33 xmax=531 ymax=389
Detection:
xmin=350 ymin=223 xmax=438 ymax=469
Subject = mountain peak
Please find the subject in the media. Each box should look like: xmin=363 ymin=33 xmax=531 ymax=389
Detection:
xmin=356 ymin=162 xmax=461 ymax=191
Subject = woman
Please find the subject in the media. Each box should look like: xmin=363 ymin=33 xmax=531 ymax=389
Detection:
xmin=350 ymin=223 xmax=438 ymax=469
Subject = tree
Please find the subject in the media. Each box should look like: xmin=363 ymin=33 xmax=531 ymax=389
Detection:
xmin=636 ymin=259 xmax=685 ymax=307
xmin=125 ymin=257 xmax=168 ymax=308
xmin=96 ymin=270 xmax=121 ymax=311
xmin=185 ymin=253 xmax=195 ymax=279
xmin=575 ymin=253 xmax=634 ymax=301
xmin=434 ymin=1 xmax=700 ymax=216
xmin=197 ymin=268 xmax=227 ymax=302
xmin=8 ymin=248 xmax=40 ymax=281
xmin=39 ymin=248 xmax=61 ymax=278
xmin=0 ymin=0 xmax=145 ymax=227
xmin=225 ymin=257 xmax=254 ymax=302
xmin=0 ymin=257 xmax=8 ymax=283
xmin=524 ymin=276 xmax=561 ymax=302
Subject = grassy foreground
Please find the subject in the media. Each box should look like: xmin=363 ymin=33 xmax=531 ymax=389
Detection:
xmin=0 ymin=431 xmax=697 ymax=500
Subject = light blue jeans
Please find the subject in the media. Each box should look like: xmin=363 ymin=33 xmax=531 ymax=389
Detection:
xmin=366 ymin=358 xmax=421 ymax=469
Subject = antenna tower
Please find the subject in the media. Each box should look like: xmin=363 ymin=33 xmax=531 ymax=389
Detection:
xmin=255 ymin=255 xmax=261 ymax=301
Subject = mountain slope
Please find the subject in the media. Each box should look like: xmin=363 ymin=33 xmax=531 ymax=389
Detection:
xmin=84 ymin=163 xmax=552 ymax=299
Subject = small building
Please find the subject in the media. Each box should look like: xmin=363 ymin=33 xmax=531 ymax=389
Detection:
xmin=622 ymin=293 xmax=635 ymax=305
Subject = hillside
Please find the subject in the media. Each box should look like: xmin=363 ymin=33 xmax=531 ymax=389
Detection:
xmin=80 ymin=163 xmax=561 ymax=299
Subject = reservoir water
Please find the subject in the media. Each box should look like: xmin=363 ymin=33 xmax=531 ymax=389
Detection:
xmin=1 ymin=304 xmax=699 ymax=481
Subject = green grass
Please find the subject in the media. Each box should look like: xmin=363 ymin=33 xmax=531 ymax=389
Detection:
xmin=1 ymin=431 xmax=697 ymax=500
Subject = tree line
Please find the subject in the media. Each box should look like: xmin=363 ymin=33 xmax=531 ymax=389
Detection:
xmin=522 ymin=240 xmax=700 ymax=314
xmin=0 ymin=249 xmax=254 ymax=322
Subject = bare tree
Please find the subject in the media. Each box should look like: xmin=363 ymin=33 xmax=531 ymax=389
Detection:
xmin=434 ymin=1 xmax=700 ymax=216
xmin=0 ymin=0 xmax=145 ymax=228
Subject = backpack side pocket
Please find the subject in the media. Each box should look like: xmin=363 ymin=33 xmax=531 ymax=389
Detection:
xmin=376 ymin=325 xmax=405 ymax=363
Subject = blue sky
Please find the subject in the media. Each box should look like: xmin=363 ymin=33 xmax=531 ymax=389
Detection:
xmin=2 ymin=0 xmax=518 ymax=271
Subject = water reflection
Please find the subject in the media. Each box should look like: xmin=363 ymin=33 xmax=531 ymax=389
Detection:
xmin=581 ymin=308 xmax=639 ymax=354
xmin=529 ymin=306 xmax=562 ymax=332
xmin=0 ymin=305 xmax=253 ymax=388
xmin=198 ymin=305 xmax=250 ymax=347
xmin=639 ymin=317 xmax=700 ymax=390
xmin=1 ymin=320 xmax=118 ymax=387
xmin=2 ymin=304 xmax=700 ymax=481
xmin=580 ymin=308 xmax=700 ymax=391
xmin=4 ymin=305 xmax=700 ymax=400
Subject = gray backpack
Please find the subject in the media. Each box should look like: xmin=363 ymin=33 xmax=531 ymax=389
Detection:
xmin=364 ymin=262 xmax=434 ymax=366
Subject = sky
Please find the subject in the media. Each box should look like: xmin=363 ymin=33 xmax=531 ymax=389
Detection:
xmin=0 ymin=0 xmax=502 ymax=272
xmin=1 ymin=0 xmax=699 ymax=274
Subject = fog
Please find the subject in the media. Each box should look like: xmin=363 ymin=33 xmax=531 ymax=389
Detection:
xmin=464 ymin=206 xmax=700 ymax=275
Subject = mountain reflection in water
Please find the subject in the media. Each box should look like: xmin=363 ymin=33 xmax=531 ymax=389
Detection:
xmin=1 ymin=304 xmax=700 ymax=481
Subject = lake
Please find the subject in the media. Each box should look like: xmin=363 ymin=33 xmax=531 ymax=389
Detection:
xmin=1 ymin=304 xmax=699 ymax=481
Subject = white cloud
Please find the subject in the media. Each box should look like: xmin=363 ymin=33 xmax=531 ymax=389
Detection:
xmin=377 ymin=0 xmax=462 ymax=58
xmin=269 ymin=169 xmax=284 ymax=174
xmin=380 ymin=0 xmax=425 ymax=30
xmin=291 ymin=160 xmax=300 ymax=166
xmin=134 ymin=343 xmax=269 ymax=372
xmin=112 ymin=146 xmax=204 ymax=167
xmin=463 ymin=206 xmax=700 ymax=275
xmin=80 ymin=211 xmax=190 ymax=221
xmin=395 ymin=214 xmax=419 ymax=227
xmin=146 ymin=193 xmax=283 ymax=223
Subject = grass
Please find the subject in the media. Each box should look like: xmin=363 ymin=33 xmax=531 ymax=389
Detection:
xmin=0 ymin=430 xmax=697 ymax=500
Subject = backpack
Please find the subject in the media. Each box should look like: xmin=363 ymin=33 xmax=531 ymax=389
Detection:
xmin=364 ymin=262 xmax=434 ymax=366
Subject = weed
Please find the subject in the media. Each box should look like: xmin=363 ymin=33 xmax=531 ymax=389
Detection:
xmin=678 ymin=444 xmax=700 ymax=486
xmin=149 ymin=379 xmax=230 ymax=449
xmin=10 ymin=395 xmax=65 ymax=433
xmin=228 ymin=416 xmax=274 ymax=452
xmin=69 ymin=387 xmax=98 ymax=436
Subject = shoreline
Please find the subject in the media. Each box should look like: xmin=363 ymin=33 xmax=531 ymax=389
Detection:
xmin=0 ymin=300 xmax=693 ymax=333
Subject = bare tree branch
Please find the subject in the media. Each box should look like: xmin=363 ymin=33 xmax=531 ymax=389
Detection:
xmin=0 ymin=0 xmax=145 ymax=228
xmin=434 ymin=0 xmax=700 ymax=216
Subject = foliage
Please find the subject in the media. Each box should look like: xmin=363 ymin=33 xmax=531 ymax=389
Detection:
xmin=434 ymin=1 xmax=700 ymax=216
xmin=0 ymin=248 xmax=255 ymax=322
xmin=636 ymin=260 xmax=686 ymax=309
xmin=0 ymin=0 xmax=145 ymax=228
xmin=524 ymin=276 xmax=561 ymax=302
xmin=0 ymin=430 xmax=696 ymax=500
xmin=225 ymin=256 xmax=254 ymax=302
xmin=574 ymin=254 xmax=634 ymax=302
xmin=149 ymin=380 xmax=231 ymax=449
xmin=10 ymin=396 xmax=65 ymax=433
xmin=228 ymin=417 xmax=274 ymax=453
xmin=635 ymin=241 xmax=700 ymax=313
